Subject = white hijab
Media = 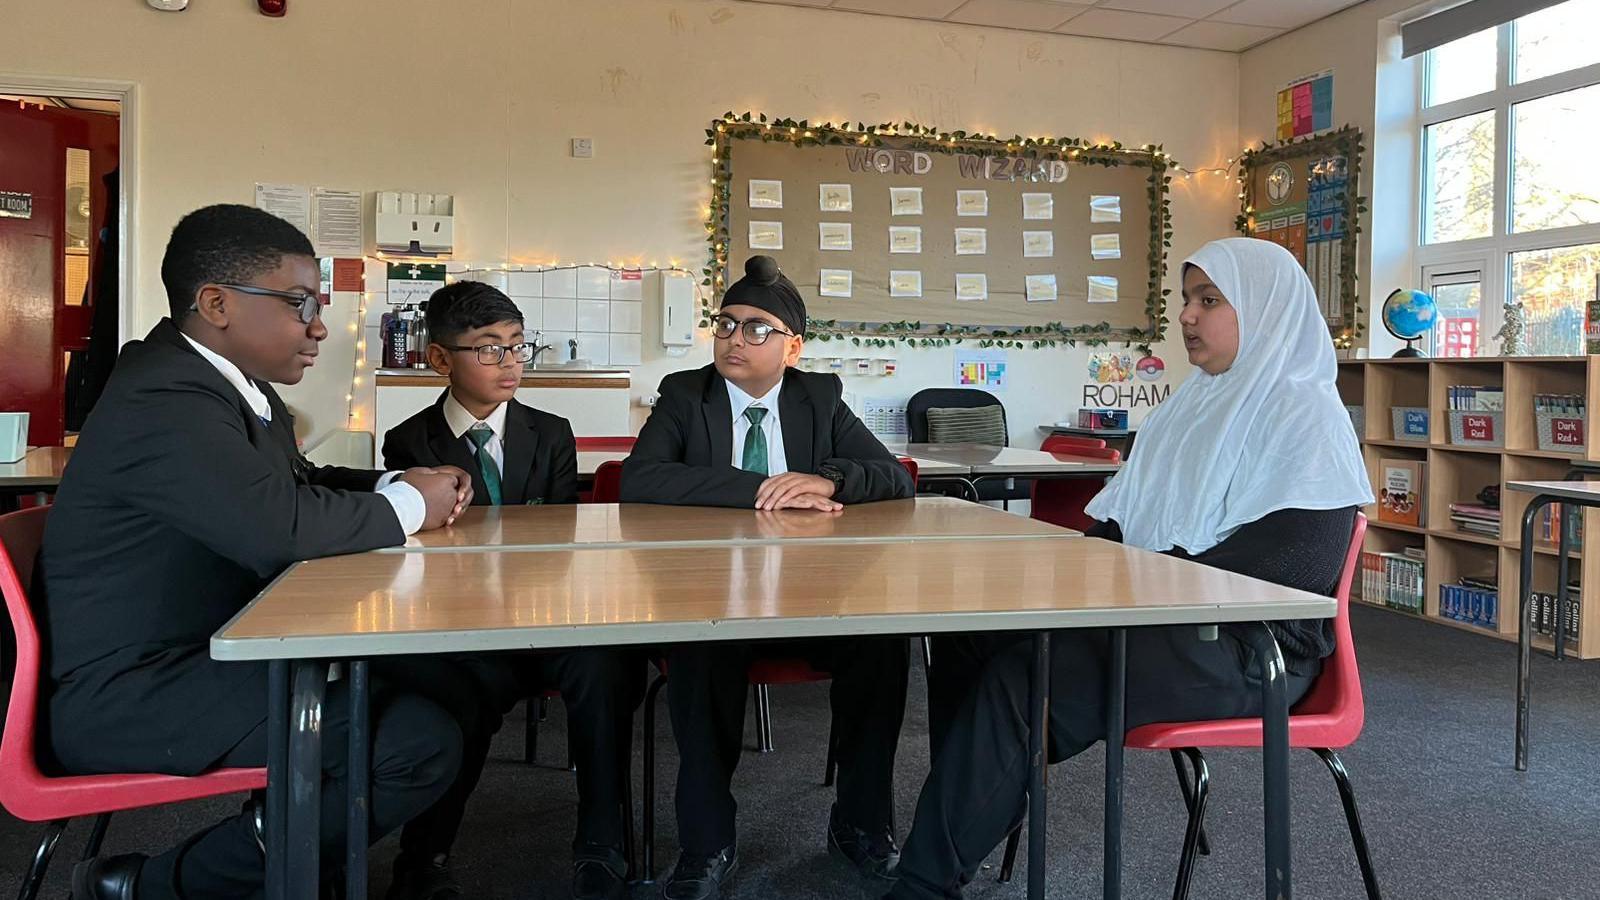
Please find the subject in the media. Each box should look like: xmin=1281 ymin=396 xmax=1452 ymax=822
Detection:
xmin=1084 ymin=237 xmax=1373 ymax=553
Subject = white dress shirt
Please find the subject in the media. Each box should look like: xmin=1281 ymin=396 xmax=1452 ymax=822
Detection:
xmin=727 ymin=378 xmax=787 ymax=476
xmin=180 ymin=332 xmax=425 ymax=535
xmin=442 ymin=391 xmax=509 ymax=477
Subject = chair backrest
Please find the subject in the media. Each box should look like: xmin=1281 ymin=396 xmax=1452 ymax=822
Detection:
xmin=0 ymin=506 xmax=52 ymax=797
xmin=1028 ymin=448 xmax=1121 ymax=530
xmin=905 ymin=389 xmax=1007 ymax=444
xmin=896 ymin=457 xmax=919 ymax=482
xmin=1289 ymin=513 xmax=1368 ymax=737
xmin=1040 ymin=434 xmax=1108 ymax=453
xmin=590 ymin=460 xmax=624 ymax=504
xmin=575 ymin=436 xmax=637 ymax=452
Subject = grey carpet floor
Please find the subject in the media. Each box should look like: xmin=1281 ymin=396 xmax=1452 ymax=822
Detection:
xmin=5 ymin=604 xmax=1598 ymax=899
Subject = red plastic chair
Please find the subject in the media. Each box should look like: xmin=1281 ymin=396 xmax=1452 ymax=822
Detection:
xmin=575 ymin=436 xmax=637 ymax=452
xmin=0 ymin=506 xmax=266 ymax=900
xmin=1127 ymin=513 xmax=1377 ymax=899
xmin=591 ymin=460 xmax=624 ymax=504
xmin=1028 ymin=446 xmax=1122 ymax=531
xmin=1039 ymin=434 xmax=1108 ymax=453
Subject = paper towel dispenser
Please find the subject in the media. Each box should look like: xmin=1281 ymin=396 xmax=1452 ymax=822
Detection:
xmin=660 ymin=271 xmax=696 ymax=348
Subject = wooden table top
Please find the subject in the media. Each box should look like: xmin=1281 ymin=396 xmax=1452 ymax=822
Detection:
xmin=1506 ymin=480 xmax=1600 ymax=503
xmin=392 ymin=497 xmax=1076 ymax=553
xmin=899 ymin=443 xmax=1122 ymax=476
xmin=0 ymin=447 xmax=72 ymax=487
xmin=213 ymin=537 xmax=1333 ymax=660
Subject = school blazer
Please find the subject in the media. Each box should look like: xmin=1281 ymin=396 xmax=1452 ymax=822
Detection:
xmin=37 ymin=318 xmax=403 ymax=776
xmin=381 ymin=393 xmax=578 ymax=506
xmin=621 ymin=364 xmax=913 ymax=508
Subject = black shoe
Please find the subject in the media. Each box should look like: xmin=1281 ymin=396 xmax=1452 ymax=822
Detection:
xmin=660 ymin=845 xmax=737 ymax=900
xmin=70 ymin=854 xmax=144 ymax=900
xmin=573 ymin=858 xmax=627 ymax=900
xmin=827 ymin=804 xmax=900 ymax=882
xmin=385 ymin=853 xmax=462 ymax=900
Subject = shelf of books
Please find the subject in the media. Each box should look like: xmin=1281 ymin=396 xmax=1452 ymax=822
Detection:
xmin=1340 ymin=356 xmax=1595 ymax=657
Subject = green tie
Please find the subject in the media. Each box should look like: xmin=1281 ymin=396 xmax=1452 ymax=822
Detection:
xmin=741 ymin=406 xmax=769 ymax=476
xmin=467 ymin=424 xmax=502 ymax=506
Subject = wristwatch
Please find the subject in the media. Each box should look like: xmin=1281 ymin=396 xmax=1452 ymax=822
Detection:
xmin=818 ymin=463 xmax=846 ymax=495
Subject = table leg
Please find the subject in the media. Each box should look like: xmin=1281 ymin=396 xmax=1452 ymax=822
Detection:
xmin=1240 ymin=625 xmax=1290 ymax=900
xmin=1517 ymin=495 xmax=1553 ymax=772
xmin=347 ymin=660 xmax=371 ymax=899
xmin=1027 ymin=631 xmax=1051 ymax=900
xmin=288 ymin=660 xmax=329 ymax=899
xmin=1103 ymin=628 xmax=1126 ymax=900
xmin=1556 ymin=503 xmax=1573 ymax=660
xmin=266 ymin=660 xmax=288 ymax=900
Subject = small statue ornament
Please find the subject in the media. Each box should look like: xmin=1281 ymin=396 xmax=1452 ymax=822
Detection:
xmin=1495 ymin=301 xmax=1528 ymax=356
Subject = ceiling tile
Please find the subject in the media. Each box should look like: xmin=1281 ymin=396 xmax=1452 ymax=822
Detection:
xmin=1053 ymin=8 xmax=1191 ymax=41
xmin=1209 ymin=0 xmax=1363 ymax=30
xmin=831 ymin=0 xmax=970 ymax=17
xmin=1159 ymin=18 xmax=1282 ymax=51
xmin=1099 ymin=0 xmax=1234 ymax=17
xmin=946 ymin=0 xmax=1090 ymax=29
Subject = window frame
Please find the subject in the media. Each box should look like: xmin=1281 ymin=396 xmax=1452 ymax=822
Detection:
xmin=1415 ymin=9 xmax=1600 ymax=356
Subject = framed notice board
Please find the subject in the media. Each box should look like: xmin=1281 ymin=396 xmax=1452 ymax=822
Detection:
xmin=1236 ymin=126 xmax=1366 ymax=346
xmin=704 ymin=114 xmax=1172 ymax=350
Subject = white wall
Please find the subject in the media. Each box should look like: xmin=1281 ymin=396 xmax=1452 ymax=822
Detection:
xmin=3 ymin=0 xmax=1245 ymax=446
xmin=1238 ymin=0 xmax=1440 ymax=354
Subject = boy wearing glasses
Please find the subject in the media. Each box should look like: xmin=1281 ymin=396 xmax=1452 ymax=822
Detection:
xmin=622 ymin=256 xmax=912 ymax=900
xmin=381 ymin=280 xmax=641 ymax=900
xmin=41 ymin=204 xmax=474 ymax=900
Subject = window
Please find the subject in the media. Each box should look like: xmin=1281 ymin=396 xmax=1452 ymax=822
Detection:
xmin=1417 ymin=0 xmax=1600 ymax=356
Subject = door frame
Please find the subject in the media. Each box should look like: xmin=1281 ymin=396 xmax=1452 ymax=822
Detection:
xmin=0 ymin=72 xmax=138 ymax=344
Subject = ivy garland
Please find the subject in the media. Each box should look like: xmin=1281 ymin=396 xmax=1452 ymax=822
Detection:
xmin=1233 ymin=125 xmax=1368 ymax=347
xmin=701 ymin=112 xmax=1173 ymax=354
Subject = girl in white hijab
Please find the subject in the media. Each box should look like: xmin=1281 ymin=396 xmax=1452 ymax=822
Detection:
xmin=891 ymin=238 xmax=1374 ymax=900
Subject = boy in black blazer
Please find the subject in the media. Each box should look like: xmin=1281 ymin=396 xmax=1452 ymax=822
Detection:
xmin=622 ymin=256 xmax=913 ymax=900
xmin=39 ymin=205 xmax=473 ymax=900
xmin=381 ymin=281 xmax=641 ymax=900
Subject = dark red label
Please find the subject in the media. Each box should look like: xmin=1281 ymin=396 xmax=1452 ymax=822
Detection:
xmin=1553 ymin=418 xmax=1583 ymax=446
xmin=1462 ymin=415 xmax=1495 ymax=442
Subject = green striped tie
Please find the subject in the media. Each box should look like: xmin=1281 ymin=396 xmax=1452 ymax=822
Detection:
xmin=741 ymin=406 xmax=769 ymax=476
xmin=467 ymin=423 xmax=502 ymax=506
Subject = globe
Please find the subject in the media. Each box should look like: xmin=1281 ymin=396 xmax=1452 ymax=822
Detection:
xmin=1382 ymin=289 xmax=1438 ymax=358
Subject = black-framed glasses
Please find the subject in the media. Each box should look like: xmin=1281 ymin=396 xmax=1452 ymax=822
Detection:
xmin=711 ymin=313 xmax=795 ymax=346
xmin=202 ymin=283 xmax=323 ymax=324
xmin=439 ymin=342 xmax=537 ymax=366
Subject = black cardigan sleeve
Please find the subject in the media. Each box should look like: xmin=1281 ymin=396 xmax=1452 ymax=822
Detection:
xmin=1091 ymin=507 xmax=1357 ymax=666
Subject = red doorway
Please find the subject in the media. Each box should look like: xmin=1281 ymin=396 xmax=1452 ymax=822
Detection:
xmin=0 ymin=98 xmax=120 ymax=448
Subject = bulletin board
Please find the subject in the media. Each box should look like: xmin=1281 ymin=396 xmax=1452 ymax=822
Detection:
xmin=705 ymin=114 xmax=1172 ymax=350
xmin=1237 ymin=125 xmax=1366 ymax=346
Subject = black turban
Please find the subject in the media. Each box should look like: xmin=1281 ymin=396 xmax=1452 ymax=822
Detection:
xmin=720 ymin=255 xmax=807 ymax=335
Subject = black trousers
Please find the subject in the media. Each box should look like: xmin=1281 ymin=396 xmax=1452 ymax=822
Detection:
xmin=892 ymin=627 xmax=1318 ymax=900
xmin=665 ymin=636 xmax=910 ymax=856
xmin=375 ymin=649 xmax=643 ymax=869
xmin=137 ymin=681 xmax=462 ymax=899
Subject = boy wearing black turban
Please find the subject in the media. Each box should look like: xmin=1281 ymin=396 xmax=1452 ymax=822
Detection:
xmin=622 ymin=256 xmax=914 ymax=899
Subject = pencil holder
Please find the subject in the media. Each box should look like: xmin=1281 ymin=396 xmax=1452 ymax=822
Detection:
xmin=1535 ymin=408 xmax=1586 ymax=454
xmin=1449 ymin=410 xmax=1504 ymax=447
xmin=1345 ymin=405 xmax=1365 ymax=436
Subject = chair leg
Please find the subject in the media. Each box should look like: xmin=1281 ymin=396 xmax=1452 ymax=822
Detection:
xmin=1171 ymin=748 xmax=1210 ymax=900
xmin=81 ymin=813 xmax=112 ymax=861
xmin=1168 ymin=750 xmax=1211 ymax=856
xmin=755 ymin=684 xmax=774 ymax=753
xmin=823 ymin=729 xmax=837 ymax=787
xmin=641 ymin=672 xmax=666 ymax=883
xmin=1314 ymin=748 xmax=1382 ymax=900
xmin=997 ymin=825 xmax=1020 ymax=883
xmin=621 ymin=750 xmax=637 ymax=882
xmin=524 ymin=695 xmax=539 ymax=765
xmin=17 ymin=819 xmax=68 ymax=900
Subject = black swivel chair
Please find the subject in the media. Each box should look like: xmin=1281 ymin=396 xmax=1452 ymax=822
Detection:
xmin=905 ymin=388 xmax=1030 ymax=505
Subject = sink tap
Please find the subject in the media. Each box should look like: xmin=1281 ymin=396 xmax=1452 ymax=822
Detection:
xmin=568 ymin=338 xmax=579 ymax=361
xmin=527 ymin=335 xmax=555 ymax=367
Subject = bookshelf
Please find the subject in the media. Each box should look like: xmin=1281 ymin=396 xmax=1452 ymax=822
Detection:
xmin=1342 ymin=356 xmax=1597 ymax=658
